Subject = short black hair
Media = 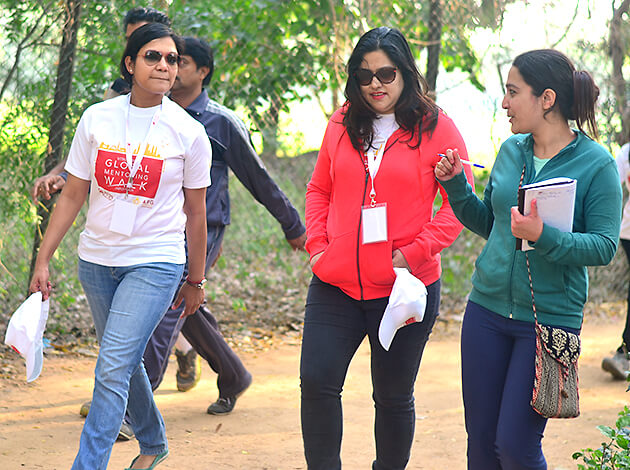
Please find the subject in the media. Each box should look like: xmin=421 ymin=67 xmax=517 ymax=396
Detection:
xmin=120 ymin=23 xmax=183 ymax=86
xmin=182 ymin=37 xmax=214 ymax=87
xmin=123 ymin=6 xmax=171 ymax=30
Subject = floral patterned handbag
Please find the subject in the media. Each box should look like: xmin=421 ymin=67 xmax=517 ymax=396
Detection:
xmin=529 ymin=299 xmax=581 ymax=418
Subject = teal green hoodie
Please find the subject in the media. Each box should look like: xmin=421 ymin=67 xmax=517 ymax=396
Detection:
xmin=441 ymin=132 xmax=621 ymax=329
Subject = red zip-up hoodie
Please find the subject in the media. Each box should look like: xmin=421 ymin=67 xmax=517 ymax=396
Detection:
xmin=306 ymin=108 xmax=472 ymax=300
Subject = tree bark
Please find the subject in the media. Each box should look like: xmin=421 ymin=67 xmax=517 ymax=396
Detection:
xmin=261 ymin=94 xmax=282 ymax=158
xmin=609 ymin=0 xmax=630 ymax=145
xmin=28 ymin=0 xmax=83 ymax=289
xmin=0 ymin=3 xmax=56 ymax=103
xmin=426 ymin=0 xmax=443 ymax=98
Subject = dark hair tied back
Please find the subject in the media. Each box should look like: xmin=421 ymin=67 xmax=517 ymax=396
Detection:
xmin=513 ymin=49 xmax=599 ymax=139
xmin=572 ymin=70 xmax=599 ymax=139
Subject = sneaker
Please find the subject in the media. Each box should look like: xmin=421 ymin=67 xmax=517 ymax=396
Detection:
xmin=602 ymin=349 xmax=630 ymax=380
xmin=207 ymin=371 xmax=252 ymax=415
xmin=207 ymin=397 xmax=236 ymax=415
xmin=117 ymin=417 xmax=134 ymax=441
xmin=175 ymin=348 xmax=202 ymax=392
xmin=79 ymin=401 xmax=135 ymax=441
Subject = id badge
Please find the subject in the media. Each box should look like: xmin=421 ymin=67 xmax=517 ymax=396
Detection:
xmin=109 ymin=198 xmax=138 ymax=236
xmin=361 ymin=203 xmax=388 ymax=244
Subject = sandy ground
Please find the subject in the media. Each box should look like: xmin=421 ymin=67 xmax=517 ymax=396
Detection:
xmin=1 ymin=317 xmax=629 ymax=470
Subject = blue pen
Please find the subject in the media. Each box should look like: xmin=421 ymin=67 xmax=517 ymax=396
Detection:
xmin=436 ymin=153 xmax=485 ymax=169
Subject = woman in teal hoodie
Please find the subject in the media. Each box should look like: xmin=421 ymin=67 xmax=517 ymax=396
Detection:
xmin=435 ymin=49 xmax=621 ymax=469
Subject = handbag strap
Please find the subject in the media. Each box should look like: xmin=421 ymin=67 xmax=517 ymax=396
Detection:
xmin=517 ymin=164 xmax=540 ymax=325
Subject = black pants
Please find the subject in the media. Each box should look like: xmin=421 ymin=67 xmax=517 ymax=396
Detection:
xmin=621 ymin=239 xmax=630 ymax=351
xmin=299 ymin=275 xmax=440 ymax=470
xmin=142 ymin=225 xmax=250 ymax=397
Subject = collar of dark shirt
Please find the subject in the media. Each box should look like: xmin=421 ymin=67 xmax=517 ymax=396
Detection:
xmin=186 ymin=88 xmax=210 ymax=117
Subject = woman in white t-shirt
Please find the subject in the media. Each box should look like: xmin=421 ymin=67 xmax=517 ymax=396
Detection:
xmin=602 ymin=142 xmax=630 ymax=380
xmin=29 ymin=23 xmax=212 ymax=470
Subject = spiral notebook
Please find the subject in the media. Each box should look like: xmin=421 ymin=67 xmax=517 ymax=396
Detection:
xmin=516 ymin=177 xmax=577 ymax=251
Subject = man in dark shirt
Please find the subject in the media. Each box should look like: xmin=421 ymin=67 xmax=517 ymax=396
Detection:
xmin=144 ymin=36 xmax=306 ymax=415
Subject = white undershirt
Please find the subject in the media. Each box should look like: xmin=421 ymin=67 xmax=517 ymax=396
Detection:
xmin=365 ymin=113 xmax=399 ymax=181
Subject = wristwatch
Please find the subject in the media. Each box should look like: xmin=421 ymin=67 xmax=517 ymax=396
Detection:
xmin=185 ymin=276 xmax=207 ymax=289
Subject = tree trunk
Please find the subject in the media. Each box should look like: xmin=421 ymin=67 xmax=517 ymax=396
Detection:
xmin=426 ymin=0 xmax=443 ymax=98
xmin=609 ymin=0 xmax=630 ymax=145
xmin=28 ymin=0 xmax=82 ymax=289
xmin=261 ymin=94 xmax=282 ymax=158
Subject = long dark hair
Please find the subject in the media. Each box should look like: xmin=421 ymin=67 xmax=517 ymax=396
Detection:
xmin=120 ymin=23 xmax=183 ymax=86
xmin=513 ymin=49 xmax=600 ymax=139
xmin=343 ymin=27 xmax=438 ymax=151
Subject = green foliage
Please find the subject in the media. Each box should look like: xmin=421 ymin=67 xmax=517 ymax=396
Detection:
xmin=167 ymin=0 xmax=499 ymax=150
xmin=1 ymin=0 xmax=626 ymax=344
xmin=573 ymin=406 xmax=630 ymax=470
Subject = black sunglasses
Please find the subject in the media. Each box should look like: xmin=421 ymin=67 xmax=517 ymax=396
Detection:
xmin=142 ymin=50 xmax=180 ymax=66
xmin=355 ymin=66 xmax=397 ymax=86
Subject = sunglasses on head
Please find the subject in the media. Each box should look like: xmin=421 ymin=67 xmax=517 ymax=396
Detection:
xmin=142 ymin=50 xmax=180 ymax=66
xmin=355 ymin=66 xmax=397 ymax=86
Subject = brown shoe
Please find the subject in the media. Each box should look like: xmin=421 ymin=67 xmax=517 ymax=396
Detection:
xmin=175 ymin=349 xmax=202 ymax=392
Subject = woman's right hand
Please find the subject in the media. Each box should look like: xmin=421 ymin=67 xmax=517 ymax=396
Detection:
xmin=309 ymin=252 xmax=324 ymax=269
xmin=172 ymin=283 xmax=206 ymax=318
xmin=30 ymin=262 xmax=52 ymax=300
xmin=435 ymin=148 xmax=464 ymax=182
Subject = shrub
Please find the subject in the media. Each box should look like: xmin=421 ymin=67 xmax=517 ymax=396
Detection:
xmin=573 ymin=406 xmax=630 ymax=470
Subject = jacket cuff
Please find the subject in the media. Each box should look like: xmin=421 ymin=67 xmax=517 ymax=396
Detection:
xmin=438 ymin=172 xmax=469 ymax=199
xmin=283 ymin=222 xmax=306 ymax=241
xmin=397 ymin=245 xmax=424 ymax=273
xmin=305 ymin=236 xmax=327 ymax=259
xmin=528 ymin=224 xmax=559 ymax=253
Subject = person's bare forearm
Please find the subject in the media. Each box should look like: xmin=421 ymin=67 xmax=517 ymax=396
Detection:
xmin=30 ymin=175 xmax=89 ymax=298
xmin=36 ymin=175 xmax=89 ymax=264
xmin=183 ymin=188 xmax=207 ymax=281
xmin=172 ymin=187 xmax=208 ymax=317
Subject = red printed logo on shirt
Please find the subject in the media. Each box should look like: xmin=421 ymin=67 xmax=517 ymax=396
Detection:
xmin=95 ymin=145 xmax=164 ymax=199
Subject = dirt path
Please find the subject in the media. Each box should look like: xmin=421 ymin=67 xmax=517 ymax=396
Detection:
xmin=1 ymin=316 xmax=629 ymax=470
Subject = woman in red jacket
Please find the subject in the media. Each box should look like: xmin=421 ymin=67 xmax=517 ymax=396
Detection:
xmin=300 ymin=27 xmax=472 ymax=470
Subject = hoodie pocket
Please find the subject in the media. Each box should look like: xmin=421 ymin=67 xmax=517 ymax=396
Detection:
xmin=361 ymin=239 xmax=396 ymax=287
xmin=312 ymin=231 xmax=356 ymax=286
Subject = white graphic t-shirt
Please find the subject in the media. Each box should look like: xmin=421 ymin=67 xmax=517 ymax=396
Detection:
xmin=65 ymin=94 xmax=212 ymax=266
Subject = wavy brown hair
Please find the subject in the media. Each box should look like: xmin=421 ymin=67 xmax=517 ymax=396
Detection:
xmin=343 ymin=27 xmax=438 ymax=151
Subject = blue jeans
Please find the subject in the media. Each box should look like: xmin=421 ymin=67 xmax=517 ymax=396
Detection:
xmin=461 ymin=301 xmax=580 ymax=470
xmin=300 ymin=275 xmax=440 ymax=470
xmin=72 ymin=260 xmax=184 ymax=470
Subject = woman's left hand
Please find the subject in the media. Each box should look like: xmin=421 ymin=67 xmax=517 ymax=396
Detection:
xmin=392 ymin=249 xmax=411 ymax=272
xmin=511 ymin=199 xmax=544 ymax=243
xmin=172 ymin=283 xmax=206 ymax=318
